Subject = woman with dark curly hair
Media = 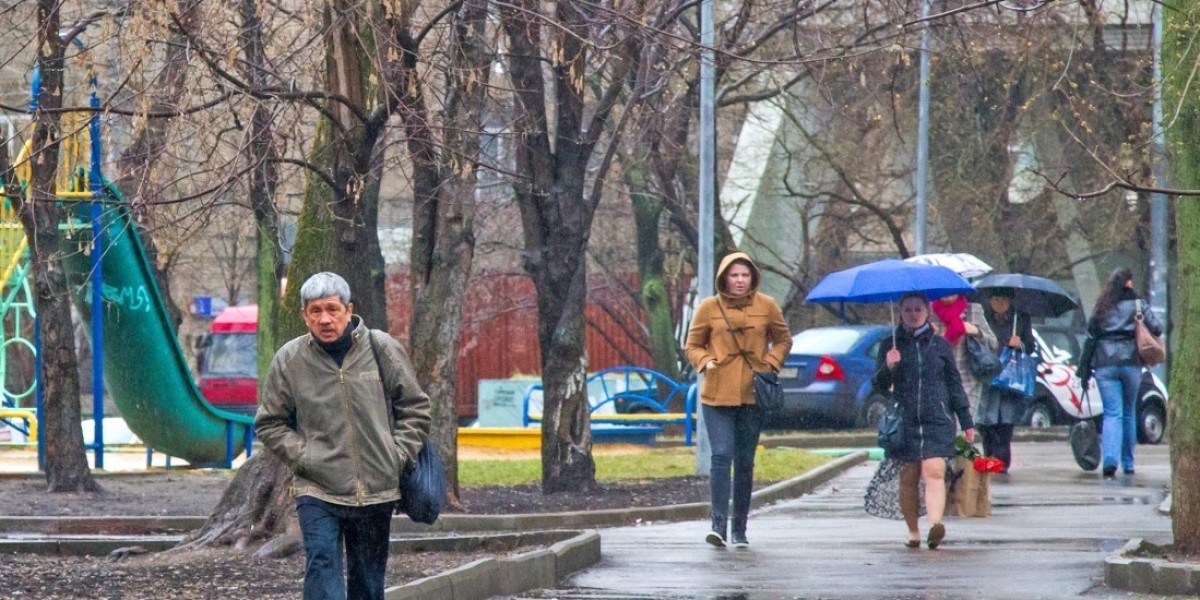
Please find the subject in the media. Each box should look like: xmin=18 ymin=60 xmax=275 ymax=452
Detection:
xmin=1078 ymin=268 xmax=1163 ymax=479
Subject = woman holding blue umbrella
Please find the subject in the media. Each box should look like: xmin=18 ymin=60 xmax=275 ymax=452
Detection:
xmin=871 ymin=292 xmax=976 ymax=550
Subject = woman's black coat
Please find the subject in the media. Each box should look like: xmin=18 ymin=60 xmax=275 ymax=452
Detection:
xmin=872 ymin=323 xmax=974 ymax=461
xmin=984 ymin=308 xmax=1036 ymax=357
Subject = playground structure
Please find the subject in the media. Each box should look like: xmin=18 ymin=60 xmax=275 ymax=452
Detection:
xmin=0 ymin=65 xmax=253 ymax=468
xmin=522 ymin=367 xmax=699 ymax=446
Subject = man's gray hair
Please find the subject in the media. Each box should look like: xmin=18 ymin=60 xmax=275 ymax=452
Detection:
xmin=300 ymin=272 xmax=352 ymax=306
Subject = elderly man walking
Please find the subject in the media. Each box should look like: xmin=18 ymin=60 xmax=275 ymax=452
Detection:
xmin=255 ymin=272 xmax=432 ymax=600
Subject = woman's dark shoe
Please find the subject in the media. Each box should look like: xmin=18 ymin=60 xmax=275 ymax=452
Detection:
xmin=927 ymin=522 xmax=945 ymax=550
xmin=904 ymin=539 xmax=920 ymax=549
xmin=730 ymin=516 xmax=749 ymax=548
xmin=1103 ymin=466 xmax=1117 ymax=479
xmin=1124 ymin=468 xmax=1135 ymax=475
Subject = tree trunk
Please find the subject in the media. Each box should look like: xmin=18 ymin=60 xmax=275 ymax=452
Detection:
xmin=174 ymin=452 xmax=297 ymax=553
xmin=22 ymin=0 xmax=99 ymax=493
xmin=500 ymin=0 xmax=639 ymax=492
xmin=627 ymin=167 xmax=682 ymax=385
xmin=235 ymin=0 xmax=284 ymax=376
xmin=278 ymin=0 xmax=386 ymax=338
xmin=1163 ymin=0 xmax=1200 ymax=554
xmin=402 ymin=0 xmax=490 ymax=506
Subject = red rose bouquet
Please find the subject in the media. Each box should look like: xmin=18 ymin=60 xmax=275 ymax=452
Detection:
xmin=954 ymin=435 xmax=1004 ymax=473
xmin=973 ymin=456 xmax=1006 ymax=474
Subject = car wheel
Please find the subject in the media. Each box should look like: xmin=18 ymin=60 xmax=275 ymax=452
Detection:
xmin=1025 ymin=398 xmax=1056 ymax=428
xmin=1138 ymin=398 xmax=1166 ymax=445
xmin=859 ymin=394 xmax=890 ymax=429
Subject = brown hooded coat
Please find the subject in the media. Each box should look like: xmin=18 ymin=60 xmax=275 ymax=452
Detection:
xmin=685 ymin=252 xmax=792 ymax=407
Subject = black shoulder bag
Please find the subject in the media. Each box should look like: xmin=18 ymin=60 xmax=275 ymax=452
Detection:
xmin=964 ymin=335 xmax=1002 ymax=380
xmin=367 ymin=331 xmax=446 ymax=524
xmin=875 ymin=337 xmax=904 ymax=452
xmin=715 ymin=300 xmax=783 ymax=412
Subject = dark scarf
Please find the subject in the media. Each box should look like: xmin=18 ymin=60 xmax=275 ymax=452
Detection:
xmin=901 ymin=321 xmax=933 ymax=342
xmin=315 ymin=319 xmax=358 ymax=367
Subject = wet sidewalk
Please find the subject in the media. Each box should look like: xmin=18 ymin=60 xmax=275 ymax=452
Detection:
xmin=542 ymin=441 xmax=1172 ymax=600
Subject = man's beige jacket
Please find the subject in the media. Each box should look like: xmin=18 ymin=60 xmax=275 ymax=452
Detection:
xmin=256 ymin=316 xmax=432 ymax=506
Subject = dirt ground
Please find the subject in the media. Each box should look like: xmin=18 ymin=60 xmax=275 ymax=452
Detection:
xmin=0 ymin=445 xmax=708 ymax=599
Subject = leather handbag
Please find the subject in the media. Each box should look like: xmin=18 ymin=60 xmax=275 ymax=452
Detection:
xmin=716 ymin=300 xmax=783 ymax=412
xmin=964 ymin=335 xmax=1002 ymax=379
xmin=877 ymin=401 xmax=904 ymax=453
xmin=1134 ymin=300 xmax=1165 ymax=367
xmin=751 ymin=370 xmax=783 ymax=412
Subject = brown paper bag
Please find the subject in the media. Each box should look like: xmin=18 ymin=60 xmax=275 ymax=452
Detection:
xmin=947 ymin=456 xmax=991 ymax=518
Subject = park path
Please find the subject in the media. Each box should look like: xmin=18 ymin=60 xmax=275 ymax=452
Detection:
xmin=515 ymin=441 xmax=1171 ymax=600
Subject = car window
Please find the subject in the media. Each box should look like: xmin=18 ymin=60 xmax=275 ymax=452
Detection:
xmin=1033 ymin=327 xmax=1080 ymax=365
xmin=866 ymin=338 xmax=883 ymax=360
xmin=791 ymin=329 xmax=865 ymax=355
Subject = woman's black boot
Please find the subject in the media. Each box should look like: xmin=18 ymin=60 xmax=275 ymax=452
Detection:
xmin=705 ymin=514 xmax=727 ymax=547
xmin=730 ymin=516 xmax=749 ymax=548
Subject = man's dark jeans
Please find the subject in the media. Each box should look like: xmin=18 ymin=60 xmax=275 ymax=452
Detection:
xmin=296 ymin=496 xmax=394 ymax=600
xmin=702 ymin=403 xmax=763 ymax=519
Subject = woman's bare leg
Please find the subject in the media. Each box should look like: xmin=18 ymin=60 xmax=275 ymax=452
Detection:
xmin=921 ymin=457 xmax=947 ymax=524
xmin=898 ymin=461 xmax=921 ymax=542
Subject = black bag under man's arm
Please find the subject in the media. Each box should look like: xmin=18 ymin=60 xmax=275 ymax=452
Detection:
xmin=367 ymin=332 xmax=445 ymax=524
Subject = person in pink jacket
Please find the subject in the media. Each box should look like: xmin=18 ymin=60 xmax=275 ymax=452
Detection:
xmin=686 ymin=252 xmax=792 ymax=548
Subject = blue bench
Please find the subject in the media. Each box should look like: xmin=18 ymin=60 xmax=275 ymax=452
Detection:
xmin=522 ymin=366 xmax=699 ymax=446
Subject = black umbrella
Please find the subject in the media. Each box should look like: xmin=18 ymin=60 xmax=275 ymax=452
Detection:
xmin=972 ymin=273 xmax=1080 ymax=317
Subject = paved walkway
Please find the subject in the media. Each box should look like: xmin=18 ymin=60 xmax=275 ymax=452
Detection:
xmin=527 ymin=441 xmax=1172 ymax=600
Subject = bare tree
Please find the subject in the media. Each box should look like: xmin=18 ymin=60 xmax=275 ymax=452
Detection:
xmin=400 ymin=0 xmax=492 ymax=507
xmin=11 ymin=0 xmax=100 ymax=493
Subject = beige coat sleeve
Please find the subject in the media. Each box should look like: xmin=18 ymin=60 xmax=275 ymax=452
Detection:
xmin=684 ymin=298 xmax=717 ymax=373
xmin=375 ymin=332 xmax=433 ymax=474
xmin=255 ymin=348 xmax=304 ymax=469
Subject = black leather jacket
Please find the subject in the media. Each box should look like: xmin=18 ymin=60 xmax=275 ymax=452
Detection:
xmin=1080 ymin=291 xmax=1164 ymax=376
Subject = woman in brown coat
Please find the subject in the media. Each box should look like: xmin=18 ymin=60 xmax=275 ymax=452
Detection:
xmin=685 ymin=252 xmax=792 ymax=548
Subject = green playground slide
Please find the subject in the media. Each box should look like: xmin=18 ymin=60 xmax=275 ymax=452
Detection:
xmin=62 ymin=183 xmax=253 ymax=465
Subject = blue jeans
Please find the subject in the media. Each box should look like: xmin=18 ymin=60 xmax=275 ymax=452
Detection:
xmin=1095 ymin=365 xmax=1141 ymax=472
xmin=296 ymin=496 xmax=394 ymax=600
xmin=702 ymin=404 xmax=762 ymax=519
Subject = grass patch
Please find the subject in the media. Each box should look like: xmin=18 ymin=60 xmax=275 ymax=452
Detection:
xmin=460 ymin=447 xmax=832 ymax=488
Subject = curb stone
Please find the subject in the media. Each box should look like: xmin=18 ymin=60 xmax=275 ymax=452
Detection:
xmin=1106 ymin=538 xmax=1200 ymax=596
xmin=384 ymin=530 xmax=600 ymax=600
xmin=393 ymin=449 xmax=868 ymax=534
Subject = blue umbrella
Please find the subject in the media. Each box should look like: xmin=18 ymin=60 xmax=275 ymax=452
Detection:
xmin=806 ymin=259 xmax=975 ymax=304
